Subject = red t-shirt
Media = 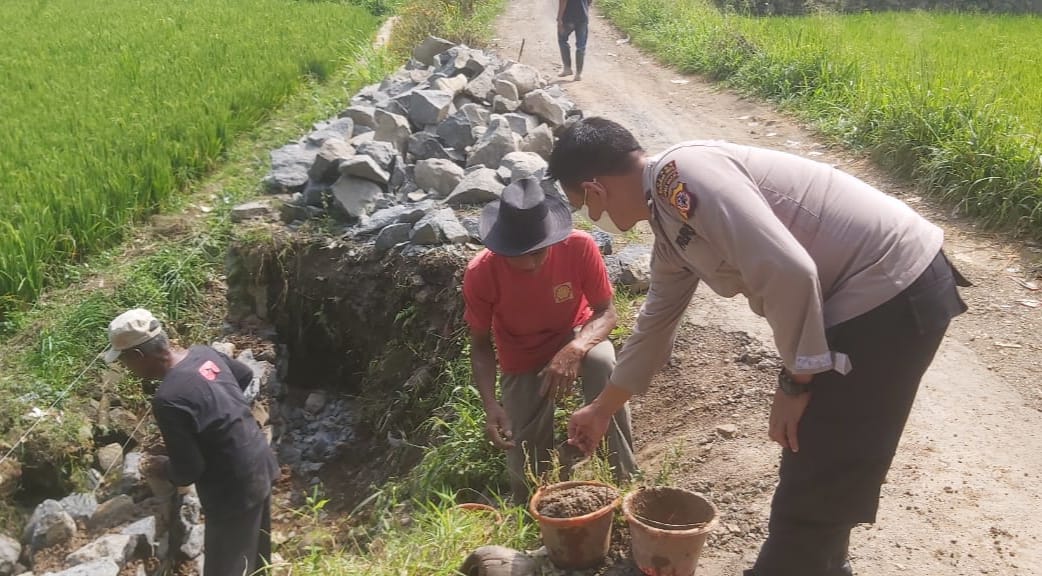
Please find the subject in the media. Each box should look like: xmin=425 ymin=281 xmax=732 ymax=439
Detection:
xmin=463 ymin=230 xmax=614 ymax=374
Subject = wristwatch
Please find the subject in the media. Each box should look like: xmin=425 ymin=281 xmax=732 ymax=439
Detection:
xmin=777 ymin=369 xmax=810 ymax=396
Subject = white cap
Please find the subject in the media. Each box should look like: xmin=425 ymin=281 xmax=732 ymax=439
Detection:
xmin=102 ymin=309 xmax=163 ymax=363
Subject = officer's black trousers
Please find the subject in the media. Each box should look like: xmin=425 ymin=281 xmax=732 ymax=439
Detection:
xmin=747 ymin=251 xmax=967 ymax=576
xmin=204 ymin=494 xmax=272 ymax=576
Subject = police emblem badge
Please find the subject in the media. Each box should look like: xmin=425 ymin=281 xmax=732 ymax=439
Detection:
xmin=668 ymin=182 xmax=695 ymax=220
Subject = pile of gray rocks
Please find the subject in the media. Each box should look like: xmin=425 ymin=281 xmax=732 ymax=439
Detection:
xmin=4 ymin=470 xmax=181 ymax=576
xmin=273 ymin=389 xmax=356 ymax=483
xmin=253 ymin=37 xmax=578 ymax=254
xmin=239 ymin=36 xmax=654 ymax=292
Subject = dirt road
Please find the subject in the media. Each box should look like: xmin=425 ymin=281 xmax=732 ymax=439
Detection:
xmin=491 ymin=2 xmax=1042 ymax=574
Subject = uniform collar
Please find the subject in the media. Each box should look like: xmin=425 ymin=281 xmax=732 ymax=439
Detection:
xmin=643 ymin=153 xmax=663 ymax=217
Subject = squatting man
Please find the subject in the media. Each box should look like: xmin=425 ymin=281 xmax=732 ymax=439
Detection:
xmin=464 ymin=176 xmax=638 ymax=503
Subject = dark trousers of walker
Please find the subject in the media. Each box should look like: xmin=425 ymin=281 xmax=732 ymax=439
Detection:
xmin=203 ymin=495 xmax=272 ymax=576
xmin=746 ymin=251 xmax=968 ymax=576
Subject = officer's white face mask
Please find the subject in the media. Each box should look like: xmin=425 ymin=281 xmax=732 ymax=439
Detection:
xmin=577 ymin=182 xmax=625 ymax=235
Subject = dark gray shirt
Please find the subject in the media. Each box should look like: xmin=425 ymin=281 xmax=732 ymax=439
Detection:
xmin=153 ymin=346 xmax=277 ymax=518
xmin=563 ymin=0 xmax=590 ymax=23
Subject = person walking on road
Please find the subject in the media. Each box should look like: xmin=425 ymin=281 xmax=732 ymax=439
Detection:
xmin=463 ymin=177 xmax=637 ymax=504
xmin=550 ymin=117 xmax=969 ymax=576
xmin=103 ymin=308 xmax=279 ymax=576
xmin=557 ymin=0 xmax=591 ymax=81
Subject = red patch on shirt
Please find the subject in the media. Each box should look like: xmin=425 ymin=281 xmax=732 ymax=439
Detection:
xmin=198 ymin=360 xmax=221 ymax=382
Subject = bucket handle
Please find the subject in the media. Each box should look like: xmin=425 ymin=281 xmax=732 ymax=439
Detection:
xmin=631 ymin=511 xmax=709 ymax=531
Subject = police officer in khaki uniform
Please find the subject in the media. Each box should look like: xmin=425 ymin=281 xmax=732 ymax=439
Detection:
xmin=548 ymin=117 xmax=968 ymax=576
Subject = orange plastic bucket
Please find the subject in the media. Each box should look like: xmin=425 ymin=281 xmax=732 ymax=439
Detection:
xmin=528 ymin=480 xmax=620 ymax=570
xmin=623 ymin=487 xmax=718 ymax=576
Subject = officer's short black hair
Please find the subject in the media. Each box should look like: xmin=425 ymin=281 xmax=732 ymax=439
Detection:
xmin=547 ymin=117 xmax=644 ymax=188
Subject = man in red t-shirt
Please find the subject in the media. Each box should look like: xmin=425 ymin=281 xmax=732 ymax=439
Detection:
xmin=463 ymin=177 xmax=637 ymax=502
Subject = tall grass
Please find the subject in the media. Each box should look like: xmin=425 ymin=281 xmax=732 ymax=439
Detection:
xmin=388 ymin=0 xmax=507 ymax=58
xmin=0 ymin=33 xmax=398 ymax=504
xmin=0 ymin=0 xmax=380 ymax=313
xmin=288 ymin=492 xmax=538 ymax=576
xmin=599 ymin=0 xmax=1042 ymax=235
xmin=409 ymin=350 xmax=511 ymax=495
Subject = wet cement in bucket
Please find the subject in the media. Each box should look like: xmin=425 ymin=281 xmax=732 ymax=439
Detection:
xmin=537 ymin=485 xmax=619 ymax=518
xmin=628 ymin=487 xmax=716 ymax=531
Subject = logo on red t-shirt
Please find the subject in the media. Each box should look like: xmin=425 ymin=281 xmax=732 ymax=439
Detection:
xmin=198 ymin=360 xmax=221 ymax=382
xmin=553 ymin=282 xmax=575 ymax=304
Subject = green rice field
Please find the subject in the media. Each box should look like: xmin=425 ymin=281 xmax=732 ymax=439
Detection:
xmin=0 ymin=0 xmax=379 ymax=311
xmin=600 ymin=0 xmax=1042 ymax=234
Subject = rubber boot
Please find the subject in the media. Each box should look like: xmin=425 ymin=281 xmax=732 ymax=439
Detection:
xmin=575 ymin=51 xmax=585 ymax=81
xmin=559 ymin=45 xmax=573 ymax=77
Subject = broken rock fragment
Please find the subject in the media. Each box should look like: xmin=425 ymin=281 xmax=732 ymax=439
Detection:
xmin=408 ymin=89 xmax=454 ymax=128
xmin=495 ymin=64 xmax=544 ymax=97
xmin=446 ymin=168 xmax=504 ymax=206
xmin=437 ymin=113 xmax=476 ymax=151
xmin=308 ymin=138 xmax=355 ymax=183
xmin=467 ymin=116 xmax=519 ymax=169
xmin=331 ymin=176 xmax=383 ymax=221
xmin=521 ymin=123 xmax=554 ymax=160
xmin=413 ymin=36 xmax=455 ymax=66
xmin=521 ymin=89 xmax=568 ymax=127
xmin=339 ymin=155 xmax=391 ymax=185
xmin=415 ymin=159 xmax=465 ymax=198
xmin=374 ymin=109 xmax=411 ymax=154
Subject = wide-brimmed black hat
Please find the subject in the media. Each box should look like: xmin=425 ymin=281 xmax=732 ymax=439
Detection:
xmin=479 ymin=177 xmax=573 ymax=257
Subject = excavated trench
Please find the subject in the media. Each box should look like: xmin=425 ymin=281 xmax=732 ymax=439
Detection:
xmin=226 ymin=229 xmax=473 ymax=508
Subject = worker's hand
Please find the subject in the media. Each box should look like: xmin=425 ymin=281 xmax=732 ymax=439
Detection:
xmin=567 ymin=403 xmax=611 ymax=456
xmin=539 ymin=341 xmax=584 ymax=400
xmin=141 ymin=455 xmax=170 ymax=482
xmin=557 ymin=19 xmax=566 ymax=36
xmin=484 ymin=403 xmax=516 ymax=450
xmin=769 ymin=388 xmax=812 ymax=453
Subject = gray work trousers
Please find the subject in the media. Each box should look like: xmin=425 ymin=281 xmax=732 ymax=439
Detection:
xmin=501 ymin=339 xmax=637 ymax=504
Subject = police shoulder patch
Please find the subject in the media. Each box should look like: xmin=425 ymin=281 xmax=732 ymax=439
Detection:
xmin=654 ymin=160 xmax=680 ymax=198
xmin=667 ymin=182 xmax=696 ymax=220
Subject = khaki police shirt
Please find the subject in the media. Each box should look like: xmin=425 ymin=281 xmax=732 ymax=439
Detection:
xmin=610 ymin=141 xmax=944 ymax=394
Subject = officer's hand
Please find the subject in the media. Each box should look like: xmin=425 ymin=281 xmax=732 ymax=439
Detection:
xmin=484 ymin=403 xmax=516 ymax=450
xmin=539 ymin=342 xmax=584 ymax=400
xmin=768 ymin=388 xmax=812 ymax=453
xmin=567 ymin=404 xmax=611 ymax=456
xmin=557 ymin=19 xmax=565 ymax=35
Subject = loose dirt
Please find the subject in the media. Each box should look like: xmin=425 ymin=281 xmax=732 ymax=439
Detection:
xmin=492 ymin=2 xmax=1042 ymax=574
xmin=537 ymin=485 xmax=619 ymax=518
